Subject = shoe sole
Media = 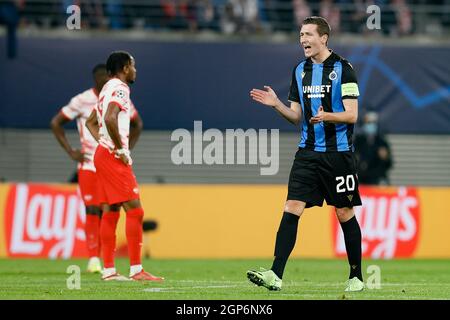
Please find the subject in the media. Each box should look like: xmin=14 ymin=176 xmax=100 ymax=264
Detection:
xmin=102 ymin=276 xmax=132 ymax=281
xmin=345 ymin=287 xmax=365 ymax=292
xmin=246 ymin=271 xmax=281 ymax=291
xmin=103 ymin=278 xmax=132 ymax=281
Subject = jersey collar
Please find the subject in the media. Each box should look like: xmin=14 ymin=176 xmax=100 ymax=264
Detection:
xmin=308 ymin=49 xmax=337 ymax=65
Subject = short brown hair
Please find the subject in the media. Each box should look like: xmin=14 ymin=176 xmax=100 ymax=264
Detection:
xmin=302 ymin=16 xmax=331 ymax=39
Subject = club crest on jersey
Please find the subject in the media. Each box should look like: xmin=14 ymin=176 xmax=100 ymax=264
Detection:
xmin=301 ymin=71 xmax=305 ymax=79
xmin=114 ymin=90 xmax=126 ymax=99
xmin=329 ymin=70 xmax=338 ymax=81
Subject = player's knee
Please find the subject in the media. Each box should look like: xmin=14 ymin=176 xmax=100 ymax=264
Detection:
xmin=102 ymin=203 xmax=121 ymax=213
xmin=110 ymin=204 xmax=121 ymax=212
xmin=284 ymin=200 xmax=305 ymax=217
xmin=85 ymin=205 xmax=101 ymax=216
xmin=123 ymin=199 xmax=141 ymax=211
xmin=335 ymin=207 xmax=354 ymax=223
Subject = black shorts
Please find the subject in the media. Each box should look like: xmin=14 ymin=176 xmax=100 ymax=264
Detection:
xmin=287 ymin=148 xmax=362 ymax=208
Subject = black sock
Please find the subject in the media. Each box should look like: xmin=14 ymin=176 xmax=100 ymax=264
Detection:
xmin=340 ymin=215 xmax=363 ymax=281
xmin=271 ymin=212 xmax=300 ymax=279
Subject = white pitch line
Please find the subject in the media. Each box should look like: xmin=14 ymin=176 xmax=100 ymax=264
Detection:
xmin=190 ymin=285 xmax=242 ymax=289
xmin=171 ymin=280 xmax=245 ymax=284
xmin=171 ymin=280 xmax=450 ymax=286
xmin=155 ymin=279 xmax=450 ymax=287
xmin=143 ymin=284 xmax=241 ymax=293
xmin=141 ymin=280 xmax=450 ymax=295
xmin=280 ymin=282 xmax=450 ymax=287
xmin=142 ymin=288 xmax=450 ymax=300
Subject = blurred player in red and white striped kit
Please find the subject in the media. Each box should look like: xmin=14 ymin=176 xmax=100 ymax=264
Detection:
xmin=50 ymin=64 xmax=143 ymax=273
xmin=86 ymin=51 xmax=164 ymax=282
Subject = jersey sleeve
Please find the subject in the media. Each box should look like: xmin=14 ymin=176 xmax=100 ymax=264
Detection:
xmin=110 ymin=85 xmax=130 ymax=111
xmin=60 ymin=94 xmax=83 ymax=120
xmin=288 ymin=67 xmax=300 ymax=103
xmin=130 ymin=100 xmax=139 ymax=120
xmin=341 ymin=61 xmax=360 ymax=100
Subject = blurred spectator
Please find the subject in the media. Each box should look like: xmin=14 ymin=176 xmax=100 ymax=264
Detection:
xmin=0 ymin=0 xmax=22 ymax=59
xmin=348 ymin=0 xmax=367 ymax=33
xmin=443 ymin=0 xmax=450 ymax=28
xmin=196 ymin=0 xmax=215 ymax=30
xmin=275 ymin=0 xmax=293 ymax=31
xmin=180 ymin=0 xmax=197 ymax=31
xmin=161 ymin=0 xmax=196 ymax=30
xmin=262 ymin=0 xmax=279 ymax=30
xmin=105 ymin=0 xmax=124 ymax=29
xmin=81 ymin=0 xmax=106 ymax=29
xmin=293 ymin=0 xmax=311 ymax=28
xmin=233 ymin=0 xmax=260 ymax=33
xmin=220 ymin=0 xmax=237 ymax=33
xmin=220 ymin=0 xmax=260 ymax=34
xmin=161 ymin=0 xmax=177 ymax=26
xmin=182 ymin=0 xmax=216 ymax=32
xmin=380 ymin=0 xmax=397 ymax=35
xmin=256 ymin=0 xmax=268 ymax=30
xmin=335 ymin=0 xmax=354 ymax=33
xmin=319 ymin=0 xmax=341 ymax=34
xmin=392 ymin=0 xmax=412 ymax=35
xmin=354 ymin=111 xmax=393 ymax=185
xmin=11 ymin=0 xmax=450 ymax=35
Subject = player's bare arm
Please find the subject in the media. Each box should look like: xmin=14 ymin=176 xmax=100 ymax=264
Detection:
xmin=50 ymin=113 xmax=86 ymax=162
xmin=250 ymin=85 xmax=302 ymax=125
xmin=104 ymin=102 xmax=129 ymax=165
xmin=85 ymin=109 xmax=100 ymax=142
xmin=310 ymin=99 xmax=358 ymax=125
xmin=129 ymin=112 xmax=143 ymax=150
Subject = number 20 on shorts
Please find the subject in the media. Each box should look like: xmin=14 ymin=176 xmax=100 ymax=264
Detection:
xmin=335 ymin=175 xmax=356 ymax=193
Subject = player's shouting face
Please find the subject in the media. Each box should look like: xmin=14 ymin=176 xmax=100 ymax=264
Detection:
xmin=300 ymin=23 xmax=328 ymax=59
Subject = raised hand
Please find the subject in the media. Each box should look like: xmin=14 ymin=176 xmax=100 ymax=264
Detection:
xmin=250 ymin=86 xmax=280 ymax=107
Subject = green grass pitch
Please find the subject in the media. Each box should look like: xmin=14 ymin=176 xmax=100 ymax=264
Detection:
xmin=0 ymin=258 xmax=449 ymax=300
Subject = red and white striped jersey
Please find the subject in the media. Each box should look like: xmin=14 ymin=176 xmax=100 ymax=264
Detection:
xmin=96 ymin=78 xmax=134 ymax=153
xmin=61 ymin=86 xmax=138 ymax=171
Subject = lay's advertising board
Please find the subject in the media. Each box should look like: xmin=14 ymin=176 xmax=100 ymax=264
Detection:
xmin=0 ymin=183 xmax=449 ymax=259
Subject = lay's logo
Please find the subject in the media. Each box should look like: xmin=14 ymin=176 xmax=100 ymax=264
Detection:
xmin=333 ymin=187 xmax=420 ymax=259
xmin=4 ymin=184 xmax=88 ymax=258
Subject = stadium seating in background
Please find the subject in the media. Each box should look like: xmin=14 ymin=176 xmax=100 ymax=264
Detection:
xmin=13 ymin=0 xmax=450 ymax=36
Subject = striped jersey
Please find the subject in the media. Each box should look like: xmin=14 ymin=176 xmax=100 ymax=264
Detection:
xmin=288 ymin=51 xmax=360 ymax=152
xmin=61 ymin=86 xmax=139 ymax=171
xmin=96 ymin=78 xmax=134 ymax=152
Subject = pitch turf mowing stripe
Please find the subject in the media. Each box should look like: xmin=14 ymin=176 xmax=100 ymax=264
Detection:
xmin=1 ymin=259 xmax=450 ymax=300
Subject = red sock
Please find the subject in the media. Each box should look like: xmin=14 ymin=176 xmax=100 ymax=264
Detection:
xmin=85 ymin=214 xmax=100 ymax=258
xmin=126 ymin=207 xmax=144 ymax=266
xmin=97 ymin=215 xmax=102 ymax=256
xmin=100 ymin=212 xmax=120 ymax=269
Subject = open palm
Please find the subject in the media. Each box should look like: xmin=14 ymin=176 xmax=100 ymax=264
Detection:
xmin=250 ymin=86 xmax=279 ymax=107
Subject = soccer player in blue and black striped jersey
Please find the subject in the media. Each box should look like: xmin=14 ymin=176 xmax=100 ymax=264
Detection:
xmin=247 ymin=16 xmax=364 ymax=292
